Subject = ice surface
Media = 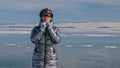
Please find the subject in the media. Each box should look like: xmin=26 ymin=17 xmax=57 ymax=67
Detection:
xmin=0 ymin=22 xmax=120 ymax=35
xmin=0 ymin=22 xmax=120 ymax=68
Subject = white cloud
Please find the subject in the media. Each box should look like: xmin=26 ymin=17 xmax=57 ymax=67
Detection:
xmin=69 ymin=0 xmax=120 ymax=5
xmin=0 ymin=0 xmax=120 ymax=10
xmin=0 ymin=0 xmax=76 ymax=10
xmin=88 ymin=0 xmax=120 ymax=5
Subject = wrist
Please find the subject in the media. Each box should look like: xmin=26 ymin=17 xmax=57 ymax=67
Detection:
xmin=40 ymin=22 xmax=47 ymax=30
xmin=42 ymin=22 xmax=47 ymax=25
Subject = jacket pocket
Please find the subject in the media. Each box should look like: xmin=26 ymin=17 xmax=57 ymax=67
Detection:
xmin=50 ymin=47 xmax=56 ymax=60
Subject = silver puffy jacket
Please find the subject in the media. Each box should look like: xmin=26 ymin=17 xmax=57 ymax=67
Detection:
xmin=30 ymin=22 xmax=61 ymax=68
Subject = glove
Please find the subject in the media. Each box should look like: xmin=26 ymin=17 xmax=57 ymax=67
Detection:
xmin=40 ymin=22 xmax=47 ymax=31
xmin=46 ymin=22 xmax=53 ymax=29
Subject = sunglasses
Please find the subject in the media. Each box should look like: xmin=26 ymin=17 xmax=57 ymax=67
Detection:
xmin=42 ymin=14 xmax=51 ymax=17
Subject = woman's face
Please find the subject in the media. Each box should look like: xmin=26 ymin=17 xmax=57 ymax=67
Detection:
xmin=41 ymin=15 xmax=51 ymax=23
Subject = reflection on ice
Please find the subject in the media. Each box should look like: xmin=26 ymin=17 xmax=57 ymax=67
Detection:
xmin=62 ymin=34 xmax=119 ymax=37
xmin=64 ymin=44 xmax=119 ymax=49
xmin=26 ymin=47 xmax=31 ymax=49
xmin=66 ymin=45 xmax=72 ymax=48
xmin=0 ymin=31 xmax=30 ymax=34
xmin=81 ymin=34 xmax=118 ymax=37
xmin=17 ymin=45 xmax=21 ymax=48
xmin=82 ymin=45 xmax=93 ymax=48
xmin=105 ymin=46 xmax=118 ymax=49
xmin=7 ymin=43 xmax=16 ymax=46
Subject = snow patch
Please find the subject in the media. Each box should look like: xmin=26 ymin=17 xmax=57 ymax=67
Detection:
xmin=82 ymin=45 xmax=93 ymax=48
xmin=105 ymin=46 xmax=117 ymax=48
xmin=7 ymin=43 xmax=16 ymax=46
xmin=66 ymin=45 xmax=72 ymax=48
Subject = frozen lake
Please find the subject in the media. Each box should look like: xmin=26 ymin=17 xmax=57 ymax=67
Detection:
xmin=0 ymin=23 xmax=120 ymax=68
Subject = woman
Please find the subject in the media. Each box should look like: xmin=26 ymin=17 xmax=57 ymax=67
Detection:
xmin=30 ymin=8 xmax=61 ymax=68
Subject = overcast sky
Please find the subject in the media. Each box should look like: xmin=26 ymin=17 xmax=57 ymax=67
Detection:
xmin=0 ymin=0 xmax=120 ymax=24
